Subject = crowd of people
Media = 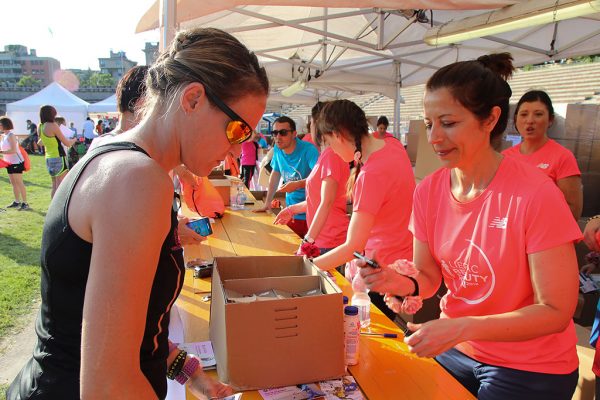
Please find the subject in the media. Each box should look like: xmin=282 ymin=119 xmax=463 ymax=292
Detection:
xmin=1 ymin=26 xmax=600 ymax=400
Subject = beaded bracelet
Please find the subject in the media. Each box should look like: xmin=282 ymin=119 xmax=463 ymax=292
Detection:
xmin=166 ymin=350 xmax=187 ymax=380
xmin=588 ymin=215 xmax=600 ymax=224
xmin=174 ymin=356 xmax=201 ymax=385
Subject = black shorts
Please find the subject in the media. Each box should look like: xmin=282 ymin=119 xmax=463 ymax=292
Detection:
xmin=6 ymin=162 xmax=25 ymax=174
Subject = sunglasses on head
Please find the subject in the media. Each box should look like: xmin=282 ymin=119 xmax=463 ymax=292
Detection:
xmin=271 ymin=129 xmax=293 ymax=136
xmin=203 ymin=87 xmax=255 ymax=144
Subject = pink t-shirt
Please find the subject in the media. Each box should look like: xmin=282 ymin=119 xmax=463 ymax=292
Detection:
xmin=353 ymin=139 xmax=415 ymax=265
xmin=411 ymin=157 xmax=582 ymax=374
xmin=302 ymin=133 xmax=320 ymax=152
xmin=240 ymin=140 xmax=258 ymax=166
xmin=502 ymin=139 xmax=580 ymax=183
xmin=305 ymin=147 xmax=350 ymax=249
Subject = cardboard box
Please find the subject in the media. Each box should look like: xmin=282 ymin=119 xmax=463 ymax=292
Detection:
xmin=210 ymin=256 xmax=344 ymax=390
xmin=413 ymin=120 xmax=443 ymax=181
xmin=406 ymin=132 xmax=419 ymax=165
xmin=210 ymin=178 xmax=231 ymax=206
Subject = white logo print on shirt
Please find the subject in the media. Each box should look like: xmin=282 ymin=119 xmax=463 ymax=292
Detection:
xmin=536 ymin=163 xmax=550 ymax=169
xmin=488 ymin=217 xmax=507 ymax=229
xmin=439 ymin=240 xmax=496 ymax=304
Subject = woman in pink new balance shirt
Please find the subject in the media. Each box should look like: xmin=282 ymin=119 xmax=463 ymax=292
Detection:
xmin=360 ymin=53 xmax=581 ymax=399
xmin=502 ymin=90 xmax=582 ymax=219
xmin=274 ymin=102 xmax=350 ymax=255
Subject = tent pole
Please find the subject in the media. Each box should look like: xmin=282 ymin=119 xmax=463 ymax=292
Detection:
xmin=393 ymin=61 xmax=401 ymax=141
xmin=159 ymin=0 xmax=177 ymax=52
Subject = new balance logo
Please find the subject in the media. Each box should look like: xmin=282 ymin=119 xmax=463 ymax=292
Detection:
xmin=489 ymin=217 xmax=507 ymax=229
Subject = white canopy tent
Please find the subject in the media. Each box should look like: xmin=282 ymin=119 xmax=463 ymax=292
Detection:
xmin=88 ymin=94 xmax=118 ymax=114
xmin=6 ymin=82 xmax=90 ymax=135
xmin=137 ymin=0 xmax=600 ymax=133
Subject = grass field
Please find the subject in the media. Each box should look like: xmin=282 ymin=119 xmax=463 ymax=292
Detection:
xmin=0 ymin=154 xmax=51 ymax=343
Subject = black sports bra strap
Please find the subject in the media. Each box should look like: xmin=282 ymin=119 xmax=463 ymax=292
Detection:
xmin=61 ymin=142 xmax=150 ymax=227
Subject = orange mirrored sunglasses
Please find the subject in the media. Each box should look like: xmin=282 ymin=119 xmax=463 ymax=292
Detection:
xmin=204 ymin=87 xmax=254 ymax=144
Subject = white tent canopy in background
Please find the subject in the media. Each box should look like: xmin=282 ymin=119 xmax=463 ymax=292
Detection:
xmin=6 ymin=82 xmax=90 ymax=135
xmin=88 ymin=94 xmax=118 ymax=114
xmin=137 ymin=0 xmax=600 ymax=133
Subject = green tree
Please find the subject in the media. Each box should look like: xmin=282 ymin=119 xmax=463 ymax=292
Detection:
xmin=16 ymin=75 xmax=42 ymax=87
xmin=84 ymin=73 xmax=115 ymax=87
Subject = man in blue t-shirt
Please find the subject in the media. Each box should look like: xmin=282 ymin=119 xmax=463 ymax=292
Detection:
xmin=254 ymin=116 xmax=318 ymax=238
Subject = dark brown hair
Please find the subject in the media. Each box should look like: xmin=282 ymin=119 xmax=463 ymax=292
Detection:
xmin=0 ymin=116 xmax=14 ymax=130
xmin=514 ymin=90 xmax=555 ymax=131
xmin=317 ymin=100 xmax=368 ymax=198
xmin=426 ymin=52 xmax=514 ymax=141
xmin=117 ymin=65 xmax=149 ymax=114
xmin=145 ymin=27 xmax=269 ymax=117
xmin=40 ymin=105 xmax=57 ymax=124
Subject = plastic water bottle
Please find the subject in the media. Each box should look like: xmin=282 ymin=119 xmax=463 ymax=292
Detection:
xmin=351 ymin=274 xmax=371 ymax=329
xmin=236 ymin=183 xmax=247 ymax=209
xmin=344 ymin=305 xmax=360 ymax=366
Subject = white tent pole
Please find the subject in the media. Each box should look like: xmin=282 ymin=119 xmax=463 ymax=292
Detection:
xmin=159 ymin=0 xmax=177 ymax=52
xmin=393 ymin=61 xmax=401 ymax=141
xmin=322 ymin=8 xmax=328 ymax=71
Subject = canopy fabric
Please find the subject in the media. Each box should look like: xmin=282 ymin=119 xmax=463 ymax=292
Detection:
xmin=6 ymin=82 xmax=90 ymax=134
xmin=137 ymin=1 xmax=519 ymax=32
xmin=88 ymin=94 xmax=118 ymax=113
xmin=135 ymin=0 xmax=600 ymax=121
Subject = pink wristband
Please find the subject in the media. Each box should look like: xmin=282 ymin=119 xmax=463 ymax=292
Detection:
xmin=175 ymin=356 xmax=200 ymax=385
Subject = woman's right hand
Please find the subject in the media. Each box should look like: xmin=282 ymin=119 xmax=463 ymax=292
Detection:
xmin=583 ymin=217 xmax=600 ymax=252
xmin=188 ymin=367 xmax=235 ymax=399
xmin=273 ymin=206 xmax=293 ymax=225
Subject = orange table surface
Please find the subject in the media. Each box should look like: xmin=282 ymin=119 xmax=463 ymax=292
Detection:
xmin=177 ymin=201 xmax=474 ymax=400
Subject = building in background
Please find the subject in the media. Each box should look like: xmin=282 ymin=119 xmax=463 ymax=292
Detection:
xmin=0 ymin=45 xmax=61 ymax=86
xmin=98 ymin=50 xmax=137 ymax=81
xmin=143 ymin=42 xmax=159 ymax=66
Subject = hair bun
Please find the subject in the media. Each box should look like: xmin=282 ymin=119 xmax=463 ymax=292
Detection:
xmin=477 ymin=53 xmax=515 ymax=81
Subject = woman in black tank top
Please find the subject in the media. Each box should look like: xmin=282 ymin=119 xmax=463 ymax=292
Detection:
xmin=8 ymin=27 xmax=269 ymax=400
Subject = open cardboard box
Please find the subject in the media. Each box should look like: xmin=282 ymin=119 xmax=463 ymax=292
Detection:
xmin=210 ymin=256 xmax=344 ymax=390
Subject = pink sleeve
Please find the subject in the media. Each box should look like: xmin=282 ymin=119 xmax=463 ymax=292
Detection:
xmin=409 ymin=180 xmax=429 ymax=243
xmin=555 ymin=150 xmax=581 ymax=180
xmin=318 ymin=151 xmax=342 ymax=182
xmin=524 ymin=180 xmax=583 ymax=254
xmin=353 ymin=169 xmax=386 ymax=216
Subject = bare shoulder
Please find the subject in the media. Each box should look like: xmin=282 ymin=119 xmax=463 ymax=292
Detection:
xmin=69 ymin=148 xmax=173 ymax=241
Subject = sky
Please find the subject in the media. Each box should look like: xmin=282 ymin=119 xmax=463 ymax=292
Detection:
xmin=3 ymin=0 xmax=160 ymax=70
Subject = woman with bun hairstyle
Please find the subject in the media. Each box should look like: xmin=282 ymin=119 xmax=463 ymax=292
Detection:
xmin=8 ymin=27 xmax=268 ymax=400
xmin=503 ymin=90 xmax=582 ymax=220
xmin=359 ymin=53 xmax=581 ymax=399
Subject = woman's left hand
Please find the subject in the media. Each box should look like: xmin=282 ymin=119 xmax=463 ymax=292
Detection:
xmin=177 ymin=217 xmax=206 ymax=245
xmin=404 ymin=318 xmax=469 ymax=358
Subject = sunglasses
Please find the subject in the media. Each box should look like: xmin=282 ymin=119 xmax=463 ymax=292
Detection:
xmin=204 ymin=87 xmax=254 ymax=144
xmin=271 ymin=129 xmax=293 ymax=136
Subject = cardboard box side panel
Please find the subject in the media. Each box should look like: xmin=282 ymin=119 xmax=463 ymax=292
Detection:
xmin=209 ymin=267 xmax=230 ymax=383
xmin=223 ymin=275 xmax=321 ymax=295
xmin=225 ymin=295 xmax=344 ymax=390
xmin=215 ymin=256 xmax=305 ymax=280
xmin=414 ymin=120 xmax=443 ymax=181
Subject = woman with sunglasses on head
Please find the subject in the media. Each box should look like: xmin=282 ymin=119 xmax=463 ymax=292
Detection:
xmin=502 ymin=90 xmax=582 ymax=220
xmin=274 ymin=102 xmax=350 ymax=256
xmin=310 ymin=100 xmax=415 ymax=319
xmin=8 ymin=27 xmax=268 ymax=400
xmin=359 ymin=53 xmax=580 ymax=399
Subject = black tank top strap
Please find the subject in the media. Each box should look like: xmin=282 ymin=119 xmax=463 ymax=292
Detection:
xmin=60 ymin=142 xmax=150 ymax=228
